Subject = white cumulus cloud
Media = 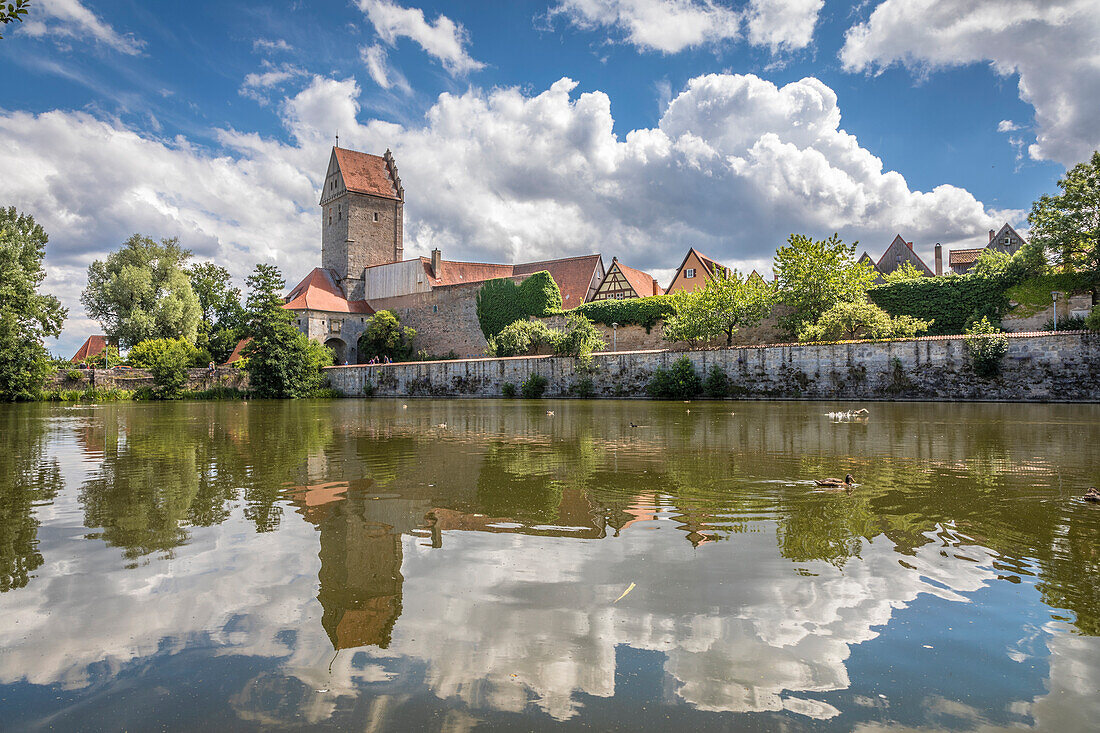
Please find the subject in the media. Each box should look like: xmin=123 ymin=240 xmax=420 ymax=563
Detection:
xmin=19 ymin=0 xmax=143 ymax=55
xmin=0 ymin=73 xmax=1006 ymax=354
xmin=356 ymin=0 xmax=484 ymax=75
xmin=550 ymin=0 xmax=822 ymax=53
xmin=360 ymin=43 xmax=412 ymax=93
xmin=840 ymin=0 xmax=1100 ymax=166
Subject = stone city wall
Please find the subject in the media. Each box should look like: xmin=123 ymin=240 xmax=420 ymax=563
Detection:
xmin=47 ymin=367 xmax=248 ymax=392
xmin=325 ymin=332 xmax=1100 ymax=402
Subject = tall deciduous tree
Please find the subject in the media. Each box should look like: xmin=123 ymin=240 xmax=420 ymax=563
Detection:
xmin=1028 ymin=150 xmax=1100 ymax=276
xmin=665 ymin=269 xmax=775 ymax=346
xmin=81 ymin=235 xmax=201 ymax=348
xmin=0 ymin=207 xmax=66 ymax=401
xmin=187 ymin=262 xmax=245 ymax=362
xmin=774 ymin=233 xmax=876 ymax=336
xmin=243 ymin=264 xmax=331 ymax=398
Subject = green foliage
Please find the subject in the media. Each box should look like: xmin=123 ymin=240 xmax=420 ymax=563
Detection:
xmin=65 ymin=369 xmax=84 ymax=381
xmin=243 ymin=264 xmax=333 ymax=398
xmin=357 ymin=310 xmax=416 ymax=362
xmin=187 ymin=262 xmax=246 ymax=363
xmin=882 ymin=260 xmax=926 ymax=284
xmin=703 ymin=365 xmax=730 ymax=398
xmin=81 ymin=234 xmax=201 ymax=348
xmin=572 ymin=294 xmax=677 ymax=332
xmin=41 ymin=387 xmax=134 ymax=402
xmin=569 ymin=376 xmax=596 ymax=399
xmin=970 ymin=249 xmax=1012 ymax=279
xmin=869 ymin=273 xmax=1010 ymax=336
xmin=0 ymin=207 xmax=66 ymax=401
xmin=0 ymin=1 xmax=30 ymax=39
xmin=488 ymin=320 xmax=558 ymax=357
xmin=416 ymin=350 xmax=459 ymax=361
xmin=552 ymin=312 xmax=606 ymax=358
xmin=520 ymin=373 xmax=549 ymax=399
xmin=1042 ymin=315 xmax=1089 ymax=331
xmin=664 ymin=269 xmax=775 ymax=346
xmin=647 ymin=356 xmax=701 ymax=400
xmin=126 ymin=337 xmax=197 ymax=368
xmin=774 ymin=233 xmax=876 ymax=335
xmin=78 ymin=345 xmax=119 ymax=368
xmin=476 ymin=271 xmax=562 ymax=339
xmin=501 ymin=382 xmax=517 ymax=398
xmin=798 ymin=300 xmax=932 ymax=342
xmin=1087 ymin=305 xmax=1100 ymax=332
xmin=1004 ymin=272 xmax=1094 ymax=315
xmin=1028 ymin=150 xmax=1100 ymax=275
xmin=965 ymin=317 xmax=1009 ymax=377
xmin=135 ymin=338 xmax=197 ymax=399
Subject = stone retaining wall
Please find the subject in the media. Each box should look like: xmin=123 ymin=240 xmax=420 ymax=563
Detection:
xmin=47 ymin=367 xmax=248 ymax=392
xmin=325 ymin=332 xmax=1100 ymax=402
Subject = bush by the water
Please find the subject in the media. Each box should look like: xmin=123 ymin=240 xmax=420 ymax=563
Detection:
xmin=476 ymin=271 xmax=562 ymax=339
xmin=572 ymin=294 xmax=676 ymax=332
xmin=703 ymin=365 xmax=731 ymax=398
xmin=520 ymin=373 xmax=549 ymax=398
xmin=647 ymin=356 xmax=701 ymax=400
xmin=965 ymin=317 xmax=1009 ymax=377
xmin=501 ymin=382 xmax=517 ymax=398
xmin=552 ymin=312 xmax=605 ymax=358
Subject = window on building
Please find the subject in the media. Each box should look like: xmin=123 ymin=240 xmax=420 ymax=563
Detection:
xmin=1005 ymin=237 xmax=1012 ymax=245
xmin=433 ymin=305 xmax=438 ymax=313
xmin=685 ymin=268 xmax=696 ymax=278
xmin=331 ymin=319 xmax=342 ymax=332
xmin=373 ymin=212 xmax=379 ymax=222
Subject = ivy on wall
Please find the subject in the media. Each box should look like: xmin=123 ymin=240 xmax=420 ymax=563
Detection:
xmin=476 ymin=271 xmax=562 ymax=339
xmin=570 ymin=294 xmax=678 ymax=332
xmin=868 ymin=275 xmax=1011 ymax=335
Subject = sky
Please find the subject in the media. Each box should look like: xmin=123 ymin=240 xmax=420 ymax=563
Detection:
xmin=1 ymin=0 xmax=1098 ymax=357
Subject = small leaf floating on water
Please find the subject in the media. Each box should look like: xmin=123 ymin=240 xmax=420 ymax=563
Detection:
xmin=613 ymin=582 xmax=636 ymax=603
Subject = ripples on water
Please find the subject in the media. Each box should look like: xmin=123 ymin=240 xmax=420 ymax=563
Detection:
xmin=1 ymin=399 xmax=1098 ymax=731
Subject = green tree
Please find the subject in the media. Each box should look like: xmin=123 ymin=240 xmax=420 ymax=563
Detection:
xmin=553 ymin=311 xmax=606 ymax=358
xmin=664 ymin=269 xmax=775 ymax=346
xmin=0 ymin=207 xmax=67 ymax=401
xmin=774 ymin=233 xmax=876 ymax=336
xmin=0 ymin=1 xmax=31 ymax=40
xmin=243 ymin=264 xmax=332 ymax=398
xmin=964 ymin=316 xmax=1008 ymax=377
xmin=798 ymin=299 xmax=932 ymax=342
xmin=186 ymin=263 xmax=246 ymax=364
xmin=357 ymin=310 xmax=416 ymax=362
xmin=81 ymin=234 xmax=202 ymax=348
xmin=882 ymin=260 xmax=926 ymax=284
xmin=128 ymin=338 xmax=198 ymax=398
xmin=1028 ymin=150 xmax=1100 ymax=275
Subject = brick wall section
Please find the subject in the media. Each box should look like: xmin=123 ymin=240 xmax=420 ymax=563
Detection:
xmin=325 ymin=332 xmax=1100 ymax=402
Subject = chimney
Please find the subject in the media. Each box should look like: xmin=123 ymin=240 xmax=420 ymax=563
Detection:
xmin=652 ymin=279 xmax=658 ymax=296
xmin=906 ymin=240 xmax=913 ymax=250
xmin=934 ymin=243 xmax=942 ymax=276
xmin=431 ymin=248 xmax=442 ymax=278
xmin=989 ymin=229 xmax=995 ymax=243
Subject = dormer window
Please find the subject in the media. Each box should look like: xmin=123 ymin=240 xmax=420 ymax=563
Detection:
xmin=685 ymin=268 xmax=696 ymax=278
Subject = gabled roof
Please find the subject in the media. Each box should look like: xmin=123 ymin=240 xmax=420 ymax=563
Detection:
xmin=991 ymin=222 xmax=1026 ymax=244
xmin=949 ymin=248 xmax=985 ymax=266
xmin=327 ymin=147 xmax=402 ymax=202
xmin=71 ymin=335 xmax=107 ymax=363
xmin=611 ymin=260 xmax=662 ymax=297
xmin=283 ymin=268 xmax=374 ymax=314
xmin=514 ymin=254 xmax=604 ymax=307
xmin=226 ymin=337 xmax=252 ymax=364
xmin=668 ymin=247 xmax=724 ymax=287
xmin=876 ymin=234 xmax=933 ymax=276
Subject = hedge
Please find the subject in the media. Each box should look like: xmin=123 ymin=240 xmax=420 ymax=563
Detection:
xmin=868 ymin=274 xmax=1011 ymax=335
xmin=476 ymin=271 xmax=562 ymax=339
xmin=570 ymin=294 xmax=678 ymax=332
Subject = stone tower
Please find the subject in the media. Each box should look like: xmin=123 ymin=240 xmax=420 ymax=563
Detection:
xmin=319 ymin=146 xmax=404 ymax=300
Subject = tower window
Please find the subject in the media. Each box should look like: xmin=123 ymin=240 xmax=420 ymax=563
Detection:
xmin=338 ymin=209 xmax=342 ymax=220
xmin=373 ymin=212 xmax=379 ymax=222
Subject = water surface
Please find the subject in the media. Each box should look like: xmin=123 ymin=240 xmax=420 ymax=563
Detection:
xmin=1 ymin=399 xmax=1098 ymax=731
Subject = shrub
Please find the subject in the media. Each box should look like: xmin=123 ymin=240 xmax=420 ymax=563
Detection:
xmin=520 ymin=373 xmax=549 ymax=398
xmin=965 ymin=317 xmax=1009 ymax=377
xmin=647 ymin=356 xmax=701 ymax=400
xmin=570 ymin=376 xmax=596 ymax=399
xmin=703 ymin=365 xmax=730 ymax=398
xmin=416 ymin=350 xmax=459 ymax=361
xmin=1042 ymin=315 xmax=1089 ymax=331
xmin=358 ymin=310 xmax=416 ymax=362
xmin=146 ymin=338 xmax=197 ymax=399
xmin=66 ymin=369 xmax=84 ymax=381
xmin=572 ymin=294 xmax=677 ymax=332
xmin=798 ymin=300 xmax=932 ymax=342
xmin=127 ymin=338 xmax=199 ymax=369
xmin=501 ymin=382 xmax=517 ymax=398
xmin=476 ymin=271 xmax=562 ymax=339
xmin=553 ymin=312 xmax=606 ymax=358
xmin=488 ymin=320 xmax=559 ymax=357
xmin=1087 ymin=305 xmax=1100 ymax=332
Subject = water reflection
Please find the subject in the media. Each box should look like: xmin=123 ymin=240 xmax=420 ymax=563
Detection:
xmin=0 ymin=399 xmax=1098 ymax=730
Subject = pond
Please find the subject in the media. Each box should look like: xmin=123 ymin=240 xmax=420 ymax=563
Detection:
xmin=1 ymin=399 xmax=1098 ymax=731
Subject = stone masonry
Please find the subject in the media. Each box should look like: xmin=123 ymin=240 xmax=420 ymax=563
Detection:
xmin=325 ymin=332 xmax=1100 ymax=402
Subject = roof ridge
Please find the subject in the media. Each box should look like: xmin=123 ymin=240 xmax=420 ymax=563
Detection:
xmin=517 ymin=253 xmax=601 ymax=266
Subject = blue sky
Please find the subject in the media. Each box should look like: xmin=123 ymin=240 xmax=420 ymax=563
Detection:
xmin=1 ymin=0 xmax=1097 ymax=355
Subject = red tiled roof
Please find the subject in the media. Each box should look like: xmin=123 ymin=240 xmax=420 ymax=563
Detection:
xmin=949 ymin=248 xmax=984 ymax=266
xmin=333 ymin=148 xmax=400 ymax=201
xmin=514 ymin=254 xmax=603 ymax=307
xmin=226 ymin=337 xmax=251 ymax=364
xmin=71 ymin=335 xmax=107 ymax=363
xmin=419 ymin=258 xmax=514 ymax=288
xmin=283 ymin=268 xmax=374 ymax=314
xmin=614 ymin=261 xmax=663 ymax=297
xmin=690 ymin=248 xmax=723 ymax=277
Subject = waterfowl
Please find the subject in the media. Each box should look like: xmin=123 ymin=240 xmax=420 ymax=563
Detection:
xmin=814 ymin=474 xmax=855 ymax=488
xmin=546 ymin=410 xmax=554 ymax=416
xmin=629 ymin=422 xmax=638 ymax=428
xmin=1084 ymin=488 xmax=1100 ymax=503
